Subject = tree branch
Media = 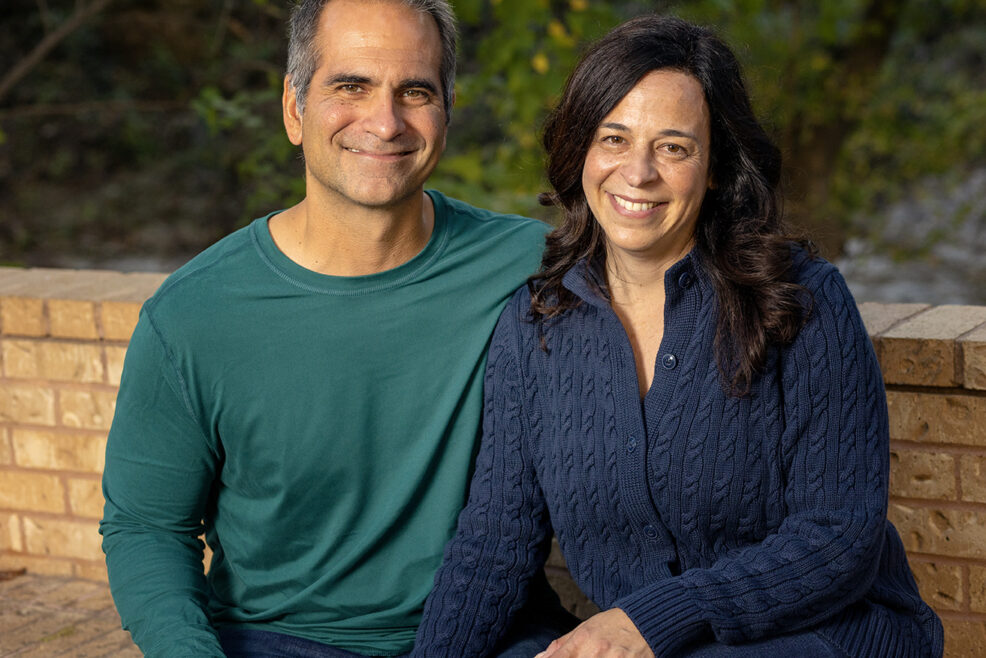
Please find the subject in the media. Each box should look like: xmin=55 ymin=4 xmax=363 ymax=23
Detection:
xmin=0 ymin=0 xmax=115 ymax=105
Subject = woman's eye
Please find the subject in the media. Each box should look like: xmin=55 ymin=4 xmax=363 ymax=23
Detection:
xmin=602 ymin=135 xmax=624 ymax=145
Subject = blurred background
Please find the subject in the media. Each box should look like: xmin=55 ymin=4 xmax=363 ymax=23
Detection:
xmin=1 ymin=0 xmax=984 ymax=303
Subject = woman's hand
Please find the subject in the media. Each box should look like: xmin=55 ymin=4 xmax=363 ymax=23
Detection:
xmin=534 ymin=608 xmax=653 ymax=658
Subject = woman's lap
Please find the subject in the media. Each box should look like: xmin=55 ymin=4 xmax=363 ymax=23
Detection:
xmin=679 ymin=629 xmax=847 ymax=657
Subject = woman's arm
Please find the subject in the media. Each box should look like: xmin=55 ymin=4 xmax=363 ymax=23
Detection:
xmin=413 ymin=295 xmax=555 ymax=657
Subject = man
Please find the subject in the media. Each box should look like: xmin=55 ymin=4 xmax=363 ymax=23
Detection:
xmin=99 ymin=1 xmax=573 ymax=655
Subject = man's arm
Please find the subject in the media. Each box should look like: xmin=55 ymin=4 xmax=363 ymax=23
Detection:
xmin=99 ymin=311 xmax=225 ymax=657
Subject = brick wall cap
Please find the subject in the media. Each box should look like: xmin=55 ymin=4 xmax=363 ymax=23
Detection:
xmin=882 ymin=305 xmax=986 ymax=340
xmin=858 ymin=302 xmax=930 ymax=337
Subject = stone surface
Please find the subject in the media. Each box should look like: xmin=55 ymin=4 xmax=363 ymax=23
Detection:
xmin=857 ymin=302 xmax=929 ymax=337
xmin=23 ymin=517 xmax=102 ymax=561
xmin=1 ymin=513 xmax=22 ymax=552
xmin=59 ymin=389 xmax=117 ymax=430
xmin=100 ymin=301 xmax=142 ymax=341
xmin=889 ymin=449 xmax=957 ymax=500
xmin=887 ymin=391 xmax=986 ymax=447
xmin=12 ymin=428 xmax=107 ymax=473
xmin=0 ymin=472 xmax=65 ymax=514
xmin=908 ymin=559 xmax=964 ymax=612
xmin=2 ymin=339 xmax=105 ymax=383
xmin=0 ymin=426 xmax=11 ymax=465
xmin=942 ymin=619 xmax=986 ymax=658
xmin=0 ymin=296 xmax=46 ymax=337
xmin=961 ymin=322 xmax=986 ymax=390
xmin=67 ymin=477 xmax=105 ymax=519
xmin=961 ymin=455 xmax=986 ymax=504
xmin=48 ymin=299 xmax=99 ymax=340
xmin=971 ymin=565 xmax=986 ymax=614
xmin=105 ymin=345 xmax=128 ymax=387
xmin=890 ymin=503 xmax=986 ymax=560
xmin=0 ymin=383 xmax=56 ymax=425
xmin=879 ymin=305 xmax=986 ymax=386
xmin=0 ymin=573 xmax=139 ymax=657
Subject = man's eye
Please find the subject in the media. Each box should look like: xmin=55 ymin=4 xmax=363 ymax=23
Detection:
xmin=340 ymin=84 xmax=362 ymax=93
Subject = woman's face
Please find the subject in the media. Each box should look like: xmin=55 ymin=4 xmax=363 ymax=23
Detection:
xmin=581 ymin=69 xmax=712 ymax=266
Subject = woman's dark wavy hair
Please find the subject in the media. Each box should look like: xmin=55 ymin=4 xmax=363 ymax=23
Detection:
xmin=531 ymin=14 xmax=812 ymax=396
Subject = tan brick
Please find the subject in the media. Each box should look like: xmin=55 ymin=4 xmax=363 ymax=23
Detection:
xmin=960 ymin=455 xmax=986 ymax=504
xmin=888 ymin=391 xmax=986 ymax=447
xmin=942 ymin=619 xmax=986 ymax=658
xmin=0 ymin=297 xmax=46 ymax=337
xmin=890 ymin=503 xmax=986 ymax=560
xmin=971 ymin=565 xmax=986 ymax=614
xmin=858 ymin=302 xmax=929 ymax=337
xmin=100 ymin=301 xmax=142 ymax=341
xmin=105 ymin=345 xmax=128 ymax=387
xmin=58 ymin=389 xmax=116 ymax=430
xmin=11 ymin=429 xmax=106 ymax=473
xmin=962 ymin=323 xmax=986 ymax=391
xmin=0 ymin=471 xmax=65 ymax=513
xmin=74 ymin=560 xmax=109 ymax=582
xmin=2 ymin=340 xmax=104 ymax=383
xmin=880 ymin=306 xmax=986 ymax=387
xmin=908 ymin=560 xmax=964 ymax=612
xmin=0 ymin=427 xmax=11 ymax=465
xmin=67 ymin=477 xmax=104 ymax=519
xmin=889 ymin=449 xmax=957 ymax=500
xmin=47 ymin=299 xmax=98 ymax=340
xmin=0 ymin=384 xmax=56 ymax=425
xmin=23 ymin=516 xmax=102 ymax=560
xmin=1 ymin=513 xmax=23 ymax=551
xmin=0 ymin=553 xmax=74 ymax=576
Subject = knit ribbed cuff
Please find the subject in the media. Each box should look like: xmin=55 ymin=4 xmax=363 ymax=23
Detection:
xmin=615 ymin=580 xmax=706 ymax=657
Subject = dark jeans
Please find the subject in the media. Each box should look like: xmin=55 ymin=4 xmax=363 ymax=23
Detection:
xmin=679 ymin=630 xmax=848 ymax=657
xmin=220 ymin=573 xmax=578 ymax=658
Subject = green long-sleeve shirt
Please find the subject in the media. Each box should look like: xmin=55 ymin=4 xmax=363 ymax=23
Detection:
xmin=100 ymin=191 xmax=548 ymax=657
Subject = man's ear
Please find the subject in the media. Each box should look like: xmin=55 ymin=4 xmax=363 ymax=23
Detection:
xmin=283 ymin=76 xmax=303 ymax=146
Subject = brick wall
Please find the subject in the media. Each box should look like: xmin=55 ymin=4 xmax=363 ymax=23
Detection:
xmin=1 ymin=267 xmax=985 ymax=655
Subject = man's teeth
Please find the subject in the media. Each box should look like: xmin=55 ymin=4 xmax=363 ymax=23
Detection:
xmin=614 ymin=196 xmax=658 ymax=212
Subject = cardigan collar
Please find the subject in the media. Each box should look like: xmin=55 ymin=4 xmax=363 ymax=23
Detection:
xmin=560 ymin=249 xmax=704 ymax=310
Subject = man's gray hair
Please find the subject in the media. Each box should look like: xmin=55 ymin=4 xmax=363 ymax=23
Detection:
xmin=286 ymin=0 xmax=458 ymax=122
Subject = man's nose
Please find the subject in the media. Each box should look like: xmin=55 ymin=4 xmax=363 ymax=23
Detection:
xmin=363 ymin=94 xmax=406 ymax=141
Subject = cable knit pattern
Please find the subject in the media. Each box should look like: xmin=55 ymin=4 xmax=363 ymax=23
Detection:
xmin=413 ymin=250 xmax=943 ymax=658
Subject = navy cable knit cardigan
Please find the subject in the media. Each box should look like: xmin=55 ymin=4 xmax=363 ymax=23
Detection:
xmin=413 ymin=250 xmax=943 ymax=657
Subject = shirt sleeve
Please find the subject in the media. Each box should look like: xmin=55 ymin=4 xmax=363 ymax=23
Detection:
xmin=412 ymin=297 xmax=554 ymax=657
xmin=99 ymin=309 xmax=226 ymax=657
xmin=615 ymin=268 xmax=893 ymax=655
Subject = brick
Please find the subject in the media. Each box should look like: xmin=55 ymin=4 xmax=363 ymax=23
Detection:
xmin=73 ymin=560 xmax=109 ymax=583
xmin=47 ymin=299 xmax=98 ymax=340
xmin=66 ymin=478 xmax=104 ymax=519
xmin=879 ymin=306 xmax=986 ymax=386
xmin=1 ymin=340 xmax=104 ymax=383
xmin=888 ymin=391 xmax=986 ymax=447
xmin=23 ymin=517 xmax=102 ymax=561
xmin=12 ymin=429 xmax=106 ymax=473
xmin=1 ymin=513 xmax=22 ymax=551
xmin=0 ymin=427 xmax=11 ymax=465
xmin=0 ymin=297 xmax=45 ymax=337
xmin=889 ymin=503 xmax=986 ymax=560
xmin=0 ymin=553 xmax=73 ymax=576
xmin=908 ymin=560 xmax=964 ymax=612
xmin=58 ymin=390 xmax=116 ymax=430
xmin=0 ymin=471 xmax=66 ymax=513
xmin=858 ymin=302 xmax=929 ymax=337
xmin=0 ymin=384 xmax=56 ymax=426
xmin=889 ymin=449 xmax=957 ymax=500
xmin=962 ymin=322 xmax=986 ymax=391
xmin=100 ymin=301 xmax=142 ymax=341
xmin=971 ymin=565 xmax=986 ymax=614
xmin=106 ymin=345 xmax=128 ymax=387
xmin=960 ymin=455 xmax=986 ymax=504
xmin=942 ymin=619 xmax=986 ymax=658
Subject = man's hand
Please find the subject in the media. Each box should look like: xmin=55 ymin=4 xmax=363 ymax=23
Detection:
xmin=534 ymin=608 xmax=653 ymax=658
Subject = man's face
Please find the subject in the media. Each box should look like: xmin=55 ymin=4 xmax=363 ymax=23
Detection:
xmin=284 ymin=0 xmax=448 ymax=213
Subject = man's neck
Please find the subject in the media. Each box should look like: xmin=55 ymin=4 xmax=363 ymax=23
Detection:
xmin=269 ymin=192 xmax=435 ymax=277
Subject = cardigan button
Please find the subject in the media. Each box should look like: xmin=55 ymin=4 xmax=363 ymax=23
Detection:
xmin=643 ymin=524 xmax=659 ymax=539
xmin=662 ymin=353 xmax=677 ymax=370
xmin=626 ymin=436 xmax=637 ymax=453
xmin=678 ymin=272 xmax=693 ymax=288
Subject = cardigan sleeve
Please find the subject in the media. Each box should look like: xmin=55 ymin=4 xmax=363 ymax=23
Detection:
xmin=615 ymin=266 xmax=892 ymax=655
xmin=412 ymin=295 xmax=554 ymax=657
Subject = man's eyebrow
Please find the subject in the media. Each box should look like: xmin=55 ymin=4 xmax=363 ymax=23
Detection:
xmin=400 ymin=78 xmax=440 ymax=95
xmin=324 ymin=74 xmax=371 ymax=86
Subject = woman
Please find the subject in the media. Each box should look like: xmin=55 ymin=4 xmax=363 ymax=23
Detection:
xmin=412 ymin=15 xmax=943 ymax=658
